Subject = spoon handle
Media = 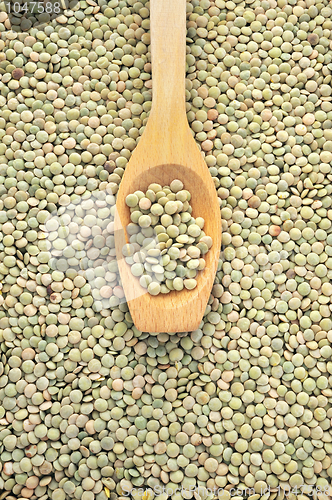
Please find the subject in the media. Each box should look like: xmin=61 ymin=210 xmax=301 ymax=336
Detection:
xmin=149 ymin=0 xmax=187 ymax=128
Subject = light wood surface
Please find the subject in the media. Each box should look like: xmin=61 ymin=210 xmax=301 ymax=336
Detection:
xmin=115 ymin=0 xmax=221 ymax=333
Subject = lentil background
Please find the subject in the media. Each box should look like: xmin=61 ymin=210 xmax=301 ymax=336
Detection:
xmin=1 ymin=0 xmax=332 ymax=499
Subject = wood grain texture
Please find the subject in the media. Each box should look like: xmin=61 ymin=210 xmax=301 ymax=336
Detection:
xmin=115 ymin=0 xmax=221 ymax=333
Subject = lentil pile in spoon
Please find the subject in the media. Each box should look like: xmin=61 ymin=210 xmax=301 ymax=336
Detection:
xmin=123 ymin=179 xmax=212 ymax=295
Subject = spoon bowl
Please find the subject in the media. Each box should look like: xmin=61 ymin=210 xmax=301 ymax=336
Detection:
xmin=114 ymin=0 xmax=221 ymax=333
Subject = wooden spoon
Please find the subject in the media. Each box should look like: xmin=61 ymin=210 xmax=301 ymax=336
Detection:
xmin=115 ymin=0 xmax=221 ymax=333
